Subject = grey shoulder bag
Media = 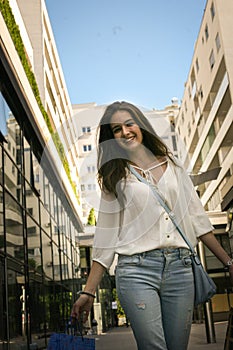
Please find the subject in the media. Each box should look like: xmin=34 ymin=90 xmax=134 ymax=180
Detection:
xmin=129 ymin=165 xmax=217 ymax=307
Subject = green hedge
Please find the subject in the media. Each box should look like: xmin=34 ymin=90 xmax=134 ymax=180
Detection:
xmin=0 ymin=0 xmax=79 ymax=202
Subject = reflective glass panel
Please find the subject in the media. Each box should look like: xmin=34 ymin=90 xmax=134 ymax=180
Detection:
xmin=26 ymin=215 xmax=41 ymax=273
xmin=5 ymin=191 xmax=23 ymax=259
xmin=4 ymin=152 xmax=19 ymax=201
xmin=41 ymin=232 xmax=53 ymax=279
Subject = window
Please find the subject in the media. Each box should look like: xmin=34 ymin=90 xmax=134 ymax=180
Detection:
xmin=82 ymin=126 xmax=91 ymax=133
xmin=81 ymin=184 xmax=85 ymax=191
xmin=83 ymin=144 xmax=92 ymax=152
xmin=195 ymin=58 xmax=199 ymax=73
xmin=199 ymin=86 xmax=203 ymax=99
xmin=27 ymin=226 xmax=37 ymax=236
xmin=210 ymin=2 xmax=215 ymax=20
xmin=188 ymin=86 xmax=191 ymax=98
xmin=53 ymin=264 xmax=60 ymax=276
xmin=86 ymin=184 xmax=97 ymax=191
xmin=188 ymin=122 xmax=191 ymax=137
xmin=205 ymin=24 xmax=209 ymax=41
xmin=209 ymin=50 xmax=215 ymax=69
xmin=25 ymin=189 xmax=33 ymax=196
xmin=181 ymin=112 xmax=184 ymax=124
xmin=200 ymin=124 xmax=215 ymax=162
xmin=16 ymin=149 xmax=21 ymax=164
xmin=170 ymin=123 xmax=175 ymax=132
xmin=191 ymin=111 xmax=195 ymax=124
xmin=87 ymin=165 xmax=95 ymax=173
xmin=215 ymin=33 xmax=221 ymax=52
xmin=172 ymin=135 xmax=177 ymax=151
xmin=28 ymin=248 xmax=35 ymax=255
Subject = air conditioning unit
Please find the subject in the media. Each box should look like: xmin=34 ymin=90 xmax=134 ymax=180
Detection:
xmin=47 ymin=262 xmax=53 ymax=267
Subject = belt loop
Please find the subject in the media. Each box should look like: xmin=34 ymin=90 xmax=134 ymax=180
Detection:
xmin=178 ymin=248 xmax=182 ymax=259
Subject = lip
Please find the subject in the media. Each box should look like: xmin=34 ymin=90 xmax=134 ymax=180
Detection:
xmin=124 ymin=136 xmax=135 ymax=143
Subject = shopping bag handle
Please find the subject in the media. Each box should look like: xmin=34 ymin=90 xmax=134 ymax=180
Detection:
xmin=67 ymin=317 xmax=84 ymax=340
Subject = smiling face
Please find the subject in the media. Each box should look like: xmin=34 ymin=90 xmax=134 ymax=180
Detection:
xmin=110 ymin=110 xmax=143 ymax=152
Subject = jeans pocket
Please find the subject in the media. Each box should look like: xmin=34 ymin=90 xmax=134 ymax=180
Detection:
xmin=117 ymin=254 xmax=141 ymax=267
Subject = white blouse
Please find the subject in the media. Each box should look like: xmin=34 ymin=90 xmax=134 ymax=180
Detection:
xmin=92 ymin=158 xmax=214 ymax=269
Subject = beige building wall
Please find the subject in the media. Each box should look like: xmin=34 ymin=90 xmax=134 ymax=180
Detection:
xmin=176 ymin=0 xmax=233 ymax=213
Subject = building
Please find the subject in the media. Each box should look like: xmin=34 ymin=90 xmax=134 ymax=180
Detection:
xmin=11 ymin=0 xmax=82 ymax=217
xmin=73 ymin=103 xmax=103 ymax=223
xmin=0 ymin=0 xmax=84 ymax=348
xmin=176 ymin=0 xmax=233 ymax=320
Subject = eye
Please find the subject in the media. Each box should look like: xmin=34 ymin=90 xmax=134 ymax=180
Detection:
xmin=126 ymin=121 xmax=135 ymax=127
xmin=112 ymin=126 xmax=122 ymax=134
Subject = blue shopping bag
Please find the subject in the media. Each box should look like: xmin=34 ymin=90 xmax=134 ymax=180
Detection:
xmin=47 ymin=332 xmax=95 ymax=350
xmin=47 ymin=318 xmax=95 ymax=350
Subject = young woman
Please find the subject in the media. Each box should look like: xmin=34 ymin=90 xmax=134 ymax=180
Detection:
xmin=71 ymin=101 xmax=233 ymax=350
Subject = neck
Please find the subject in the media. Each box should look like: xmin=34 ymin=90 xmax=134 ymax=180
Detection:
xmin=128 ymin=147 xmax=159 ymax=169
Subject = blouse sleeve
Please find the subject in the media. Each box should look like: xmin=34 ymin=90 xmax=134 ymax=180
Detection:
xmin=92 ymin=190 xmax=121 ymax=269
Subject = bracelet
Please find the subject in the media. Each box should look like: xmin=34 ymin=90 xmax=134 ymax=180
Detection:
xmin=226 ymin=259 xmax=233 ymax=266
xmin=78 ymin=291 xmax=96 ymax=298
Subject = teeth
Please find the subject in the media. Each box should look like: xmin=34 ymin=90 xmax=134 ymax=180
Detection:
xmin=125 ymin=137 xmax=134 ymax=143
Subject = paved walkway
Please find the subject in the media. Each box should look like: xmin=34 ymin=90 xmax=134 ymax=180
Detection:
xmin=188 ymin=321 xmax=227 ymax=349
xmin=94 ymin=321 xmax=228 ymax=349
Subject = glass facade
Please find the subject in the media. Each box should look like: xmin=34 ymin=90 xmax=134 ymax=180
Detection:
xmin=0 ymin=85 xmax=82 ymax=348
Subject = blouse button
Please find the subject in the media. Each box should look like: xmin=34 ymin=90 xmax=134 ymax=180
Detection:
xmin=167 ymin=235 xmax=170 ymax=238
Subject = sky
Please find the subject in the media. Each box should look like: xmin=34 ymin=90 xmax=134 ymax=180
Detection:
xmin=45 ymin=0 xmax=206 ymax=111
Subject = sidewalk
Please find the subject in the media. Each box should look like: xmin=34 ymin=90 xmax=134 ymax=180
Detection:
xmin=95 ymin=321 xmax=228 ymax=349
xmin=188 ymin=321 xmax=227 ymax=350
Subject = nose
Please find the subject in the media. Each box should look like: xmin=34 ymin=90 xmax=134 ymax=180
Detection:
xmin=121 ymin=124 xmax=130 ymax=136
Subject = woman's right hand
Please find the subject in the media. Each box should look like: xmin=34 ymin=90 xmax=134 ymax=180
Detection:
xmin=71 ymin=294 xmax=94 ymax=323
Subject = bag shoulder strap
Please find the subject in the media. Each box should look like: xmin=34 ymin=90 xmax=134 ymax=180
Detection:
xmin=129 ymin=164 xmax=195 ymax=254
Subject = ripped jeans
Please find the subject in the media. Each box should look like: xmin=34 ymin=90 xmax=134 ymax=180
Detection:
xmin=115 ymin=248 xmax=194 ymax=350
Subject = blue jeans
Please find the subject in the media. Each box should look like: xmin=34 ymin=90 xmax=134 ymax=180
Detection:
xmin=115 ymin=248 xmax=194 ymax=350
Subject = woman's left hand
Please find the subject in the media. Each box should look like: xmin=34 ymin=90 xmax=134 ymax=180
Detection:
xmin=71 ymin=294 xmax=94 ymax=323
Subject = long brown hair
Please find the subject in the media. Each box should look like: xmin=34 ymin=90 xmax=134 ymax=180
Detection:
xmin=97 ymin=101 xmax=173 ymax=197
